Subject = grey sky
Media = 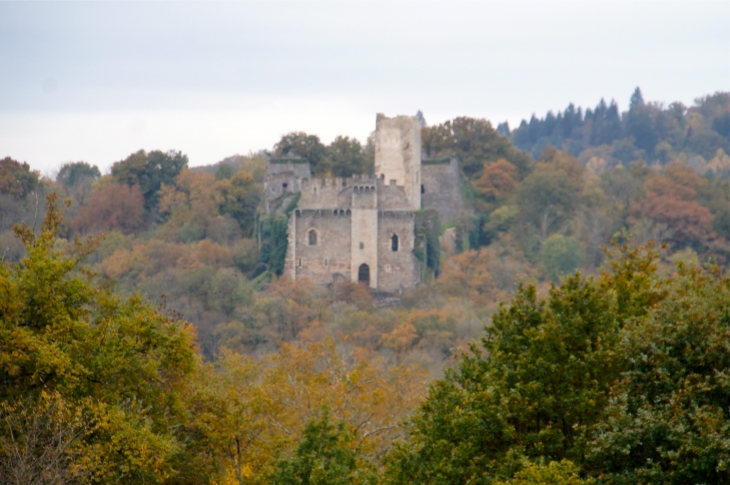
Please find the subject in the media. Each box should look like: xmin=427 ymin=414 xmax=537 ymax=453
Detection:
xmin=1 ymin=0 xmax=728 ymax=173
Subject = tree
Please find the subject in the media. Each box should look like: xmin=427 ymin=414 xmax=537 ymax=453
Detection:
xmin=0 ymin=392 xmax=94 ymax=484
xmin=188 ymin=341 xmax=426 ymax=484
xmin=493 ymin=460 xmax=592 ymax=485
xmin=158 ymin=168 xmax=224 ymax=240
xmin=586 ymin=263 xmax=730 ymax=484
xmin=385 ymin=273 xmax=623 ymax=484
xmin=56 ymin=161 xmax=101 ymax=187
xmin=626 ymin=88 xmax=658 ymax=157
xmin=638 ymin=162 xmax=716 ymax=249
xmin=270 ymin=412 xmax=377 ymax=485
xmin=217 ymin=169 xmax=263 ymax=235
xmin=0 ymin=194 xmax=198 ymax=482
xmin=274 ymin=133 xmax=327 ymax=175
xmin=215 ymin=163 xmax=234 ymax=180
xmin=541 ymin=234 xmax=584 ymax=283
xmin=474 ymin=159 xmax=518 ymax=201
xmin=111 ymin=149 xmax=188 ymax=211
xmin=517 ymin=148 xmax=583 ymax=236
xmin=72 ymin=182 xmax=145 ymax=235
xmin=323 ymin=136 xmax=370 ymax=177
xmin=0 ymin=157 xmax=39 ymax=200
xmin=422 ymin=117 xmax=531 ymax=180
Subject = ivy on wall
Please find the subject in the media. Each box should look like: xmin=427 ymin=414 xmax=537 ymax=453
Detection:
xmin=254 ymin=192 xmax=301 ymax=278
xmin=414 ymin=209 xmax=441 ymax=279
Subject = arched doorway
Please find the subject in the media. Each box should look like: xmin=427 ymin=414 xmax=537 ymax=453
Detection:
xmin=358 ymin=263 xmax=370 ymax=285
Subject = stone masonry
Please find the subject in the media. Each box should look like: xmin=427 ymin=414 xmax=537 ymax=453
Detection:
xmin=267 ymin=113 xmax=464 ymax=293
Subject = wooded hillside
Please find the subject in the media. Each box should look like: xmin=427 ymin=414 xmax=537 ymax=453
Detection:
xmin=1 ymin=89 xmax=729 ymax=484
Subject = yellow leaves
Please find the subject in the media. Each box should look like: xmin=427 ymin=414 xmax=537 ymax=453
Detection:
xmin=99 ymin=238 xmax=237 ymax=280
xmin=192 ymin=340 xmax=428 ymax=483
xmin=493 ymin=460 xmax=593 ymax=485
xmin=159 ymin=168 xmax=224 ymax=232
xmin=380 ymin=322 xmax=419 ymax=357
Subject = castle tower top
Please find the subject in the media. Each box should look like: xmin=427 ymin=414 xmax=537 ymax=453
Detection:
xmin=374 ymin=114 xmax=421 ymax=210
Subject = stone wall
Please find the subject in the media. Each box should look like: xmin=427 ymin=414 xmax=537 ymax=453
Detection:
xmin=280 ymin=113 xmax=435 ymax=293
xmin=377 ymin=210 xmax=420 ymax=292
xmin=374 ymin=114 xmax=421 ymax=210
xmin=264 ymin=161 xmax=311 ymax=212
xmin=377 ymin=177 xmax=411 ymax=209
xmin=421 ymin=158 xmax=464 ymax=224
xmin=265 ymin=161 xmax=311 ymax=198
xmin=287 ymin=209 xmax=352 ymax=285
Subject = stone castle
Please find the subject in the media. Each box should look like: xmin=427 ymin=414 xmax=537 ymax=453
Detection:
xmin=265 ymin=114 xmax=463 ymax=293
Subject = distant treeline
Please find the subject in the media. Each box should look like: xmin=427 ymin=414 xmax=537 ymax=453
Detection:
xmin=502 ymin=88 xmax=729 ymax=164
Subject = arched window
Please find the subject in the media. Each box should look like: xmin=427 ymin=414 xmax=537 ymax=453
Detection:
xmin=421 ymin=184 xmax=425 ymax=194
xmin=308 ymin=230 xmax=317 ymax=246
xmin=358 ymin=264 xmax=370 ymax=284
xmin=391 ymin=234 xmax=399 ymax=252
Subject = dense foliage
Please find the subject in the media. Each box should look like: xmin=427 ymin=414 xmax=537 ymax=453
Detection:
xmin=508 ymin=88 xmax=729 ymax=166
xmin=1 ymin=89 xmax=729 ymax=484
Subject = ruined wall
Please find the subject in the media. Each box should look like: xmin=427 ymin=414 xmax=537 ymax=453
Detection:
xmin=287 ymin=209 xmax=352 ymax=285
xmin=265 ymin=162 xmax=311 ymax=200
xmin=421 ymin=158 xmax=464 ymax=224
xmin=377 ymin=211 xmax=420 ymax=293
xmin=374 ymin=114 xmax=421 ymax=210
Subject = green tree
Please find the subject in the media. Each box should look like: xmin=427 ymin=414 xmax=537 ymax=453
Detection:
xmin=271 ymin=412 xmax=377 ymax=485
xmin=274 ymin=133 xmax=327 ymax=175
xmin=215 ymin=163 xmax=234 ymax=180
xmin=494 ymin=460 xmax=592 ymax=485
xmin=56 ymin=161 xmax=101 ymax=187
xmin=541 ymin=234 xmax=584 ymax=283
xmin=422 ymin=117 xmax=531 ymax=180
xmin=323 ymin=136 xmax=370 ymax=177
xmin=626 ymin=87 xmax=658 ymax=157
xmin=385 ymin=273 xmax=622 ymax=484
xmin=713 ymin=205 xmax=730 ymax=240
xmin=517 ymin=148 xmax=583 ymax=234
xmin=111 ymin=149 xmax=188 ymax=212
xmin=0 ymin=194 xmax=199 ymax=482
xmin=586 ymin=263 xmax=730 ymax=484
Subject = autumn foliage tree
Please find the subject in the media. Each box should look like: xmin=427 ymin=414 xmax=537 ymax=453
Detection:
xmin=0 ymin=194 xmax=199 ymax=483
xmin=637 ymin=161 xmax=716 ymax=249
xmin=0 ymin=157 xmax=39 ymax=199
xmin=188 ymin=341 xmax=427 ymax=484
xmin=474 ymin=159 xmax=518 ymax=201
xmin=73 ymin=182 xmax=145 ymax=235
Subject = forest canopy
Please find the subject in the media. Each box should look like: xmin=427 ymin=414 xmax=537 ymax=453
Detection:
xmin=1 ymin=88 xmax=729 ymax=484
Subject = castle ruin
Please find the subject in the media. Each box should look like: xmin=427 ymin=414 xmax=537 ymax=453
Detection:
xmin=265 ymin=113 xmax=463 ymax=293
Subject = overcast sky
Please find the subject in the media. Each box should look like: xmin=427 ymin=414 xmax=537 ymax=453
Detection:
xmin=1 ymin=0 xmax=728 ymax=174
